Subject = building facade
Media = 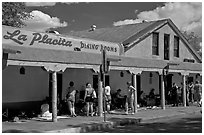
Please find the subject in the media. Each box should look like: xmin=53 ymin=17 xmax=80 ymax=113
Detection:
xmin=2 ymin=19 xmax=202 ymax=116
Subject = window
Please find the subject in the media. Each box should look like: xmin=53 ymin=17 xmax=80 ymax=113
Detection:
xmin=152 ymin=32 xmax=159 ymax=55
xmin=164 ymin=34 xmax=170 ymax=60
xmin=174 ymin=36 xmax=179 ymax=57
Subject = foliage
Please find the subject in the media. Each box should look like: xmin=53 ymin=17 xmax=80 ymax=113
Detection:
xmin=182 ymin=31 xmax=202 ymax=56
xmin=2 ymin=2 xmax=32 ymax=27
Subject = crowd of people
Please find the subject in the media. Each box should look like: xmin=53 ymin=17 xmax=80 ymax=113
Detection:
xmin=166 ymin=81 xmax=202 ymax=107
xmin=61 ymin=81 xmax=137 ymax=117
xmin=39 ymin=80 xmax=202 ymax=118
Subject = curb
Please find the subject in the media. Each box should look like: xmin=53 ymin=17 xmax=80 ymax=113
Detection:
xmin=46 ymin=118 xmax=142 ymax=133
xmin=141 ymin=109 xmax=201 ymax=122
xmin=46 ymin=109 xmax=201 ymax=133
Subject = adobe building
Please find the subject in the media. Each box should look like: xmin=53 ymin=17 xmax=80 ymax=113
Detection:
xmin=67 ymin=19 xmax=202 ymax=102
xmin=2 ymin=19 xmax=202 ymax=119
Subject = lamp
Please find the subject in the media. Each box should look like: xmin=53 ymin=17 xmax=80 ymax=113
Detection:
xmin=20 ymin=66 xmax=25 ymax=74
xmin=120 ymin=71 xmax=124 ymax=77
xmin=149 ymin=72 xmax=153 ymax=77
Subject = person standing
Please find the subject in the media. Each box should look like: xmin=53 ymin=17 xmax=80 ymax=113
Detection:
xmin=189 ymin=82 xmax=194 ymax=103
xmin=66 ymin=81 xmax=77 ymax=117
xmin=125 ymin=82 xmax=136 ymax=115
xmin=172 ymin=83 xmax=179 ymax=107
xmin=194 ymin=81 xmax=202 ymax=107
xmin=84 ymin=83 xmax=96 ymax=116
xmin=104 ymin=86 xmax=111 ymax=113
xmin=185 ymin=82 xmax=190 ymax=106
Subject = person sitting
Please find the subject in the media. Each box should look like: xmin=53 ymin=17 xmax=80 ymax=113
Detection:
xmin=40 ymin=99 xmax=52 ymax=118
xmin=138 ymin=91 xmax=147 ymax=107
xmin=147 ymin=88 xmax=156 ymax=108
xmin=113 ymin=89 xmax=125 ymax=109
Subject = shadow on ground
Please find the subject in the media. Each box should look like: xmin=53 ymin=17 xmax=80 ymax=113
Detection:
xmin=93 ymin=114 xmax=202 ymax=133
xmin=3 ymin=129 xmax=41 ymax=133
xmin=65 ymin=117 xmax=142 ymax=132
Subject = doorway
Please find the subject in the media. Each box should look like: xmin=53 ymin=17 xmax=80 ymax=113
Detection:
xmin=165 ymin=74 xmax=173 ymax=104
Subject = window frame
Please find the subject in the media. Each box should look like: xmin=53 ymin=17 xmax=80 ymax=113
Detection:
xmin=174 ymin=36 xmax=180 ymax=57
xmin=152 ymin=32 xmax=159 ymax=56
xmin=164 ymin=34 xmax=170 ymax=60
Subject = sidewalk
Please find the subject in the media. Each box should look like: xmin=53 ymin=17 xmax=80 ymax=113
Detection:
xmin=2 ymin=105 xmax=201 ymax=133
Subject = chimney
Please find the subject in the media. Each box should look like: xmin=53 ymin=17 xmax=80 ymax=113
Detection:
xmin=47 ymin=30 xmax=60 ymax=35
xmin=142 ymin=20 xmax=147 ymax=23
xmin=89 ymin=24 xmax=96 ymax=31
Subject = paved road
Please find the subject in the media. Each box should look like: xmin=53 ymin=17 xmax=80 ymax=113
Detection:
xmin=90 ymin=112 xmax=202 ymax=133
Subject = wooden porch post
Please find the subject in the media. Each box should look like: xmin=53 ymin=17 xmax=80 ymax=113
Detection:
xmin=161 ymin=75 xmax=165 ymax=110
xmin=132 ymin=73 xmax=137 ymax=113
xmin=52 ymin=71 xmax=57 ymax=122
xmin=181 ymin=72 xmax=189 ymax=107
xmin=98 ymin=72 xmax=103 ymax=117
xmin=182 ymin=75 xmax=187 ymax=107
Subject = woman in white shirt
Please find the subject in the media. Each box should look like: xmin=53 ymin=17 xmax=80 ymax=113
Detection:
xmin=104 ymin=86 xmax=111 ymax=113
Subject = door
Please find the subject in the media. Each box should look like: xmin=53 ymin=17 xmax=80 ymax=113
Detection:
xmin=93 ymin=75 xmax=98 ymax=90
xmin=136 ymin=75 xmax=141 ymax=99
xmin=165 ymin=74 xmax=173 ymax=104
xmin=164 ymin=34 xmax=170 ymax=60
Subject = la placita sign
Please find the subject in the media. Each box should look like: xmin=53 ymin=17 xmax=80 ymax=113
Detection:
xmin=2 ymin=25 xmax=123 ymax=56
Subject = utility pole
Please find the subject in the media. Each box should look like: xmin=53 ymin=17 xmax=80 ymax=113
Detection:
xmin=100 ymin=49 xmax=121 ymax=122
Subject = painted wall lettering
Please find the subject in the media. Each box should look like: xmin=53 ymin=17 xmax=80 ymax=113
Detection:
xmin=3 ymin=30 xmax=27 ymax=45
xmin=80 ymin=41 xmax=117 ymax=53
xmin=3 ymin=26 xmax=122 ymax=56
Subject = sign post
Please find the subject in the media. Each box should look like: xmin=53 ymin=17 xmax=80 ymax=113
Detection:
xmin=102 ymin=49 xmax=107 ymax=122
xmin=101 ymin=49 xmax=121 ymax=122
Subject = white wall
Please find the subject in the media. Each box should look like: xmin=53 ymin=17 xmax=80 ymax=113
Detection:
xmin=171 ymin=72 xmax=182 ymax=88
xmin=109 ymin=70 xmax=132 ymax=96
xmin=125 ymin=24 xmax=199 ymax=63
xmin=2 ymin=66 xmax=49 ymax=103
xmin=62 ymin=68 xmax=93 ymax=98
xmin=141 ymin=71 xmax=160 ymax=95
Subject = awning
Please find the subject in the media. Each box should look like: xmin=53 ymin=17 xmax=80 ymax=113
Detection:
xmin=3 ymin=43 xmax=202 ymax=74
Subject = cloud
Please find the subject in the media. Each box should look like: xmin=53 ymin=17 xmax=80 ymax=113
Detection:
xmin=113 ymin=19 xmax=143 ymax=26
xmin=113 ymin=2 xmax=202 ymax=36
xmin=25 ymin=2 xmax=57 ymax=7
xmin=22 ymin=10 xmax=68 ymax=32
xmin=25 ymin=2 xmax=74 ymax=7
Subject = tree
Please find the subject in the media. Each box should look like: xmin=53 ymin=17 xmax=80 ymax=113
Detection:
xmin=2 ymin=2 xmax=32 ymax=27
xmin=182 ymin=31 xmax=202 ymax=56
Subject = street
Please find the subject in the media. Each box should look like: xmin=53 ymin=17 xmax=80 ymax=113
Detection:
xmin=90 ymin=112 xmax=202 ymax=133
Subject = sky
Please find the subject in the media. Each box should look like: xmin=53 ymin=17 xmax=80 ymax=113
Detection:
xmin=22 ymin=2 xmax=202 ymax=38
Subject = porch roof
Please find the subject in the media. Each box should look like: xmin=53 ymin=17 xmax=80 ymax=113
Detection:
xmin=3 ymin=44 xmax=202 ymax=72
